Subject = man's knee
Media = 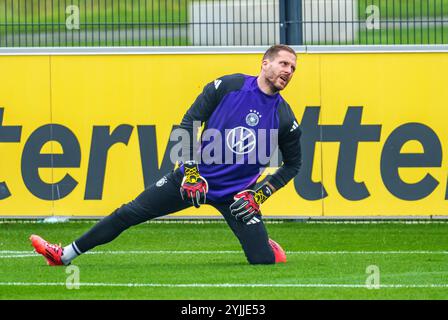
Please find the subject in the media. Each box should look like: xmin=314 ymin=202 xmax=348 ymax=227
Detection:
xmin=245 ymin=239 xmax=287 ymax=265
xmin=246 ymin=251 xmax=276 ymax=265
xmin=248 ymin=258 xmax=275 ymax=265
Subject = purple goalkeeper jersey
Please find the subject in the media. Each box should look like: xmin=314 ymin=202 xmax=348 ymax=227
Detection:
xmin=180 ymin=74 xmax=302 ymax=203
xmin=197 ymin=75 xmax=282 ymax=201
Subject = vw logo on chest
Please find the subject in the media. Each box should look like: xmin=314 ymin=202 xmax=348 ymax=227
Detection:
xmin=226 ymin=126 xmax=257 ymax=155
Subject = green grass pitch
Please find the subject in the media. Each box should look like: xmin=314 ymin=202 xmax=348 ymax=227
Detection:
xmin=0 ymin=220 xmax=447 ymax=300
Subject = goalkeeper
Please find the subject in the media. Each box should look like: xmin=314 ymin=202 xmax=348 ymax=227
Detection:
xmin=30 ymin=44 xmax=302 ymax=266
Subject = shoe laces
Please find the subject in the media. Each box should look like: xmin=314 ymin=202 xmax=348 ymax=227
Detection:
xmin=46 ymin=242 xmax=62 ymax=253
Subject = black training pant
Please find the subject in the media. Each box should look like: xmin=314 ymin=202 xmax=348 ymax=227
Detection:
xmin=75 ymin=169 xmax=275 ymax=264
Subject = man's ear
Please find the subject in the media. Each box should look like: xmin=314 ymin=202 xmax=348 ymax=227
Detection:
xmin=261 ymin=59 xmax=269 ymax=70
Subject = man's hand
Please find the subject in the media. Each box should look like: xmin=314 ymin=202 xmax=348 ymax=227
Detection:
xmin=230 ymin=184 xmax=274 ymax=224
xmin=229 ymin=190 xmax=259 ymax=224
xmin=180 ymin=161 xmax=208 ymax=208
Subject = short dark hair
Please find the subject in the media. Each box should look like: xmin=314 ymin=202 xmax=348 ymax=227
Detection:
xmin=262 ymin=44 xmax=296 ymax=61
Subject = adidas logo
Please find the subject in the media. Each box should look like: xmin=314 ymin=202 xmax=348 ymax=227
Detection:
xmin=214 ymin=79 xmax=222 ymax=89
xmin=246 ymin=216 xmax=261 ymax=225
xmin=290 ymin=120 xmax=299 ymax=132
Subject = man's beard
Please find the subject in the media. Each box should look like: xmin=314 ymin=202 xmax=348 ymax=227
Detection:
xmin=269 ymin=78 xmax=283 ymax=93
xmin=265 ymin=74 xmax=282 ymax=93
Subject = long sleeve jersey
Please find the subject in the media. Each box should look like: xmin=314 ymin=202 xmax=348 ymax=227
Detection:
xmin=179 ymin=73 xmax=302 ymax=202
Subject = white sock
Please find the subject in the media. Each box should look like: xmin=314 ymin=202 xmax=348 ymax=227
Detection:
xmin=61 ymin=242 xmax=82 ymax=265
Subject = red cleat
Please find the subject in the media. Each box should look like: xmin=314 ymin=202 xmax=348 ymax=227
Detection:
xmin=269 ymin=238 xmax=287 ymax=263
xmin=30 ymin=234 xmax=64 ymax=266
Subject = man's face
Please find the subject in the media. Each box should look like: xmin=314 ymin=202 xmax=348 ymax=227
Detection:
xmin=262 ymin=50 xmax=297 ymax=92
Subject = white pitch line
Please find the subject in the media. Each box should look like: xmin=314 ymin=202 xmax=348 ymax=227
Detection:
xmin=0 ymin=254 xmax=38 ymax=258
xmin=1 ymin=250 xmax=448 ymax=259
xmin=287 ymin=251 xmax=448 ymax=255
xmin=0 ymin=251 xmax=39 ymax=254
xmin=0 ymin=282 xmax=447 ymax=289
xmin=90 ymin=250 xmax=448 ymax=255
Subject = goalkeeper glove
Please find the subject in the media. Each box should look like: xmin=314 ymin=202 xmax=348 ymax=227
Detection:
xmin=180 ymin=161 xmax=208 ymax=208
xmin=229 ymin=184 xmax=274 ymax=224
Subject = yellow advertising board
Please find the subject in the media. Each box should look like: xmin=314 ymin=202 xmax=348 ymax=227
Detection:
xmin=0 ymin=50 xmax=447 ymax=217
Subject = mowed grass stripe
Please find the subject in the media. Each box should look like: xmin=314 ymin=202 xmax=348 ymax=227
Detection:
xmin=1 ymin=282 xmax=448 ymax=289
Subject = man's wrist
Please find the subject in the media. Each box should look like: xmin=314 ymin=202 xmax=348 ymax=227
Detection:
xmin=183 ymin=160 xmax=198 ymax=168
xmin=183 ymin=160 xmax=201 ymax=184
xmin=253 ymin=183 xmax=275 ymax=205
xmin=265 ymin=181 xmax=276 ymax=193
